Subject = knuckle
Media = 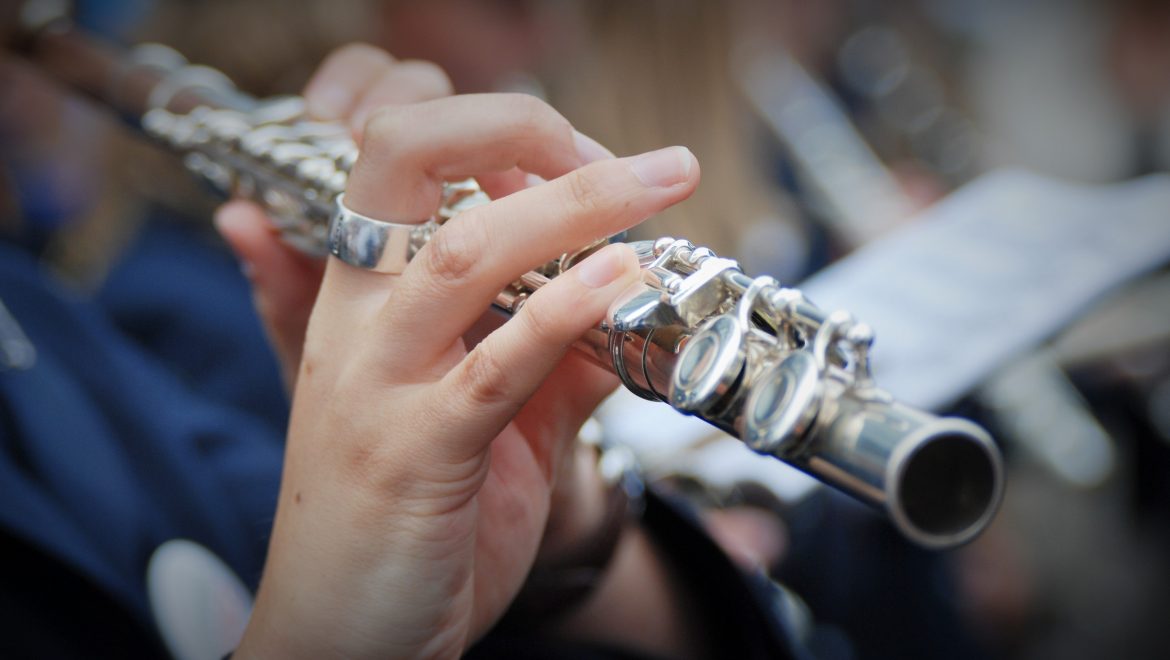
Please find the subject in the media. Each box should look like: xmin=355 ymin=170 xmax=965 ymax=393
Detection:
xmin=337 ymin=410 xmax=417 ymax=494
xmin=421 ymin=223 xmax=479 ymax=288
xmin=401 ymin=60 xmax=454 ymax=97
xmin=506 ymin=93 xmax=568 ymax=135
xmin=513 ymin=294 xmax=562 ymax=347
xmin=328 ymin=42 xmax=392 ymax=68
xmin=350 ymin=107 xmax=409 ymax=187
xmin=459 ymin=343 xmax=513 ymax=408
xmin=361 ymin=105 xmax=409 ymax=146
xmin=561 ymin=168 xmax=608 ymax=217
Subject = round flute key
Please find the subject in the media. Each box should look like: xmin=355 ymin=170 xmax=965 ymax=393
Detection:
xmin=670 ymin=314 xmax=746 ymax=414
xmin=742 ymin=350 xmax=822 ymax=454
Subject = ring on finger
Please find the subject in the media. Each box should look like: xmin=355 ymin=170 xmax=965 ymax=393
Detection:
xmin=328 ymin=193 xmax=438 ymax=274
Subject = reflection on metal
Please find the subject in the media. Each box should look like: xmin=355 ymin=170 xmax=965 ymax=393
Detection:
xmin=980 ymin=351 xmax=1115 ymax=488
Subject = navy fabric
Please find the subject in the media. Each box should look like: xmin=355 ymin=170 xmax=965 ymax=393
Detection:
xmin=97 ymin=221 xmax=288 ymax=431
xmin=0 ymin=224 xmax=286 ymax=626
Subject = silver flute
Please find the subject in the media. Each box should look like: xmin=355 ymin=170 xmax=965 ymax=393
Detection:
xmin=11 ymin=13 xmax=1003 ymax=549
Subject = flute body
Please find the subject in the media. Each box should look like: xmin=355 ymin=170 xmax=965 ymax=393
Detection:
xmin=11 ymin=16 xmax=1003 ymax=549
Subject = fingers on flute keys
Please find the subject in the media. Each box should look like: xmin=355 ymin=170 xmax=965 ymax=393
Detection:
xmin=434 ymin=243 xmax=643 ymax=459
xmin=319 ymin=90 xmax=700 ymax=461
xmin=380 ymin=145 xmax=699 ymax=365
xmin=344 ymin=93 xmax=609 ymax=221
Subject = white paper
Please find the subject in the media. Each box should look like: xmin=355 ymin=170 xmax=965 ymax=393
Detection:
xmin=800 ymin=170 xmax=1170 ymax=411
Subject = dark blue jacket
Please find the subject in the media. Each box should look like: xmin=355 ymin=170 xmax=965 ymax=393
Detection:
xmin=0 ymin=223 xmax=287 ymax=655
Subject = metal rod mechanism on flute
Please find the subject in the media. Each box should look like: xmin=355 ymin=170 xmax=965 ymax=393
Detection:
xmin=9 ymin=7 xmax=1004 ymax=549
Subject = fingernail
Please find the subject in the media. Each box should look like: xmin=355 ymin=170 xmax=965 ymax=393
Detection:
xmin=573 ymin=130 xmax=615 ymax=164
xmin=629 ymin=146 xmax=693 ymax=188
xmin=213 ymin=210 xmax=255 ymax=277
xmin=576 ymin=244 xmax=633 ymax=288
xmin=213 ymin=206 xmax=242 ymax=235
xmin=306 ymin=84 xmax=353 ymax=120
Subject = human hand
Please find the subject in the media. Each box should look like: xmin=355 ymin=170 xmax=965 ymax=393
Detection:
xmin=215 ymin=44 xmax=453 ymax=390
xmin=234 ymin=89 xmax=700 ymax=658
xmin=215 ymin=43 xmax=625 ymax=570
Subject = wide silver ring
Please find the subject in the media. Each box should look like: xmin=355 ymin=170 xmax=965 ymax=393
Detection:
xmin=328 ymin=194 xmax=438 ymax=274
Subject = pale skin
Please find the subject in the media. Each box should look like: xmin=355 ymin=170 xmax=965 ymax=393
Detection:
xmin=216 ymin=45 xmax=714 ymax=658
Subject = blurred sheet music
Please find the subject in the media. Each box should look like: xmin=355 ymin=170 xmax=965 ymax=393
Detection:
xmin=801 ymin=170 xmax=1170 ymax=411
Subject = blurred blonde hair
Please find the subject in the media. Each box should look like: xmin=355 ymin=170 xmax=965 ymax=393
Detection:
xmin=546 ymin=0 xmax=797 ymax=259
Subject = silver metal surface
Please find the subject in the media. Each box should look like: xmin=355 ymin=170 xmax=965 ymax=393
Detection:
xmin=328 ymin=194 xmax=438 ymax=274
xmin=792 ymin=394 xmax=1003 ymax=549
xmin=742 ymin=351 xmax=822 ymax=455
xmin=597 ymin=237 xmax=1002 ymax=547
xmin=670 ymin=315 xmax=746 ymax=413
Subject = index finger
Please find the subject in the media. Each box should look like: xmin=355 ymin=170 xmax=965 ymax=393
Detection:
xmin=378 ymin=146 xmax=700 ymax=367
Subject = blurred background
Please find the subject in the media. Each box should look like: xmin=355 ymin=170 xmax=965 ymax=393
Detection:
xmin=2 ymin=1 xmax=1168 ymax=659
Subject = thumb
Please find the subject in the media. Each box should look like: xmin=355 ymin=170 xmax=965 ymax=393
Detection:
xmin=214 ymin=200 xmax=325 ymax=390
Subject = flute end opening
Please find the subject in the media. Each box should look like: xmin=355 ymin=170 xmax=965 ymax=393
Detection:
xmin=893 ymin=426 xmax=1004 ymax=549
